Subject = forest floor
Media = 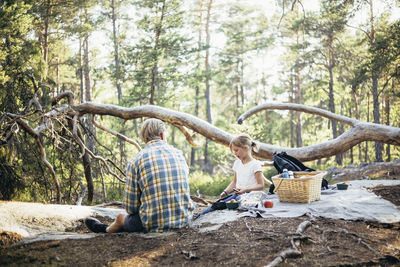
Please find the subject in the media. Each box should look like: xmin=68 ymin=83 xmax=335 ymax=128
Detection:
xmin=1 ymin=183 xmax=400 ymax=266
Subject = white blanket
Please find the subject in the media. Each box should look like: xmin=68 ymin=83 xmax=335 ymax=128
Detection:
xmin=192 ymin=180 xmax=400 ymax=228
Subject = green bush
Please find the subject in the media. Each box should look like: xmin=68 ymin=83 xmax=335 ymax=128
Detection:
xmin=189 ymin=171 xmax=232 ymax=197
xmin=189 ymin=168 xmax=280 ymax=197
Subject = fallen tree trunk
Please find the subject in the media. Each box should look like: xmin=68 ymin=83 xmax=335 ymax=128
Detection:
xmin=72 ymin=102 xmax=400 ymax=162
xmin=2 ymin=93 xmax=400 ymax=204
xmin=327 ymin=159 xmax=400 ymax=180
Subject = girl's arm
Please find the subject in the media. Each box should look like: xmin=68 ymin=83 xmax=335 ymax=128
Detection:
xmin=237 ymin=171 xmax=264 ymax=194
xmin=220 ymin=173 xmax=237 ymax=198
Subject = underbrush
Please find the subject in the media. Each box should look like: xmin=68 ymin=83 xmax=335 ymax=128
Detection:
xmin=189 ymin=169 xmax=277 ymax=197
xmin=189 ymin=171 xmax=232 ymax=196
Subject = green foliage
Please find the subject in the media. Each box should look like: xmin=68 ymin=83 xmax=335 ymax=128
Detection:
xmin=1 ymin=0 xmax=400 ymax=204
xmin=124 ymin=0 xmax=193 ymax=107
xmin=0 ymin=154 xmax=24 ymax=200
xmin=0 ymin=1 xmax=41 ymax=113
xmin=189 ymin=171 xmax=232 ymax=196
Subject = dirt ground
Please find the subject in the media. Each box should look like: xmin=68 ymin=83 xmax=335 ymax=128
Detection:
xmin=1 ymin=185 xmax=400 ymax=267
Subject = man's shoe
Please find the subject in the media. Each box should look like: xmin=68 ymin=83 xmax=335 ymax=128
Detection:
xmin=84 ymin=217 xmax=108 ymax=233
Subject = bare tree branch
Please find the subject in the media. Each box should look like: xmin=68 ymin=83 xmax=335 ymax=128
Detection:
xmin=238 ymin=102 xmax=358 ymax=126
xmin=10 ymin=116 xmax=62 ymax=203
xmin=92 ymin=118 xmax=141 ymax=151
xmin=171 ymin=123 xmax=199 ymax=147
xmin=236 ymin=102 xmax=400 ymax=161
xmin=71 ymin=115 xmax=125 ymax=183
xmin=51 ymin=91 xmax=74 ymax=106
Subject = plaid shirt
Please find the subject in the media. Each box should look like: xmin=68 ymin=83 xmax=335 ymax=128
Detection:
xmin=124 ymin=139 xmax=194 ymax=232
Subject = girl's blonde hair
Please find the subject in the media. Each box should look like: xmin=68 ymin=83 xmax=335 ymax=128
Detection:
xmin=140 ymin=118 xmax=166 ymax=143
xmin=229 ymin=133 xmax=259 ymax=153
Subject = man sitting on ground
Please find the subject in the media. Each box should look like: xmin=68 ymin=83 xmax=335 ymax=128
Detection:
xmin=85 ymin=118 xmax=194 ymax=233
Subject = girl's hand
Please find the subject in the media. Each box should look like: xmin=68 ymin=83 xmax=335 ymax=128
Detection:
xmin=219 ymin=190 xmax=228 ymax=199
xmin=236 ymin=188 xmax=246 ymax=195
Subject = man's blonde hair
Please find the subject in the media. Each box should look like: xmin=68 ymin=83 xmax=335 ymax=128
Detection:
xmin=140 ymin=118 xmax=166 ymax=143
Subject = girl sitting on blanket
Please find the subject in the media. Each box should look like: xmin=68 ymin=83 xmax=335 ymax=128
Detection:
xmin=199 ymin=133 xmax=264 ymax=216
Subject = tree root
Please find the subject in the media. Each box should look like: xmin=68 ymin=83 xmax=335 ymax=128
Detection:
xmin=264 ymin=219 xmax=312 ymax=267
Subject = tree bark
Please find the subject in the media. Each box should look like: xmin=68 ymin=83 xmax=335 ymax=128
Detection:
xmin=68 ymin=102 xmax=400 ymax=162
xmin=385 ymin=95 xmax=390 ymax=162
xmin=204 ymin=0 xmax=213 ymax=168
xmin=372 ymin=74 xmax=383 ymax=161
xmin=111 ymin=0 xmax=122 ymax=104
xmin=368 ymin=0 xmax=383 ymax=162
xmin=111 ymin=0 xmax=125 ymax=166
xmin=191 ymin=0 xmax=203 ymax=168
xmin=327 ymin=38 xmax=342 ymax=165
xmin=83 ymin=8 xmax=94 ymax=203
xmin=295 ymin=65 xmax=302 ymax=148
xmin=290 ymin=74 xmax=295 ymax=148
xmin=42 ymin=0 xmax=52 ymax=81
xmin=79 ymin=36 xmax=84 ymax=103
xmin=365 ymin=92 xmax=370 ymax=162
xmin=236 ymin=102 xmax=400 ymax=161
xmin=150 ymin=0 xmax=166 ymax=105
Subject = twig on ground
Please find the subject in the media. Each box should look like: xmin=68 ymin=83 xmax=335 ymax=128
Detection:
xmin=296 ymin=220 xmax=311 ymax=234
xmin=245 ymin=221 xmax=252 ymax=232
xmin=265 ymin=249 xmax=302 ymax=267
xmin=264 ymin=219 xmax=312 ymax=267
xmin=341 ymin=229 xmax=380 ymax=256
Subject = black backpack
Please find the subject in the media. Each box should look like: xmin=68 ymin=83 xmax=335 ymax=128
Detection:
xmin=271 ymin=152 xmax=328 ymax=191
xmin=273 ymin=151 xmax=315 ymax=173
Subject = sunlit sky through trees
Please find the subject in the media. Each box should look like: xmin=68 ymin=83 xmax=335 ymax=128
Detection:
xmin=69 ymin=0 xmax=398 ymax=104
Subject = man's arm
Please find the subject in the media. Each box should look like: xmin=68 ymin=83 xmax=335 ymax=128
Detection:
xmin=124 ymin=162 xmax=141 ymax=215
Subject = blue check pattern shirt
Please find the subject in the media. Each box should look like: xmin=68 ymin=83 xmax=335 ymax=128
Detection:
xmin=124 ymin=139 xmax=194 ymax=232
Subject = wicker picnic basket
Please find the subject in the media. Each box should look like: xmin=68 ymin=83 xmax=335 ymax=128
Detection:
xmin=271 ymin=171 xmax=327 ymax=203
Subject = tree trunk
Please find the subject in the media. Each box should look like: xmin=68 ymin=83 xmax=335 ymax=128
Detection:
xmin=55 ymin=57 xmax=59 ymax=97
xmin=83 ymin=8 xmax=94 ymax=203
xmin=240 ymin=59 xmax=244 ymax=107
xmin=236 ymin=61 xmax=239 ymax=108
xmin=191 ymin=86 xmax=200 ymax=167
xmin=365 ymin=92 xmax=370 ymax=162
xmin=295 ymin=65 xmax=302 ymax=148
xmin=351 ymin=85 xmax=362 ymax=163
xmin=348 ymin=106 xmax=354 ymax=163
xmin=191 ymin=0 xmax=203 ymax=168
xmin=204 ymin=0 xmax=213 ymax=168
xmin=327 ymin=39 xmax=342 ymax=165
xmin=289 ymin=73 xmax=295 ymax=148
xmin=112 ymin=0 xmax=122 ymax=104
xmin=82 ymin=151 xmax=93 ymax=204
xmin=385 ymin=96 xmax=390 ymax=162
xmin=111 ymin=0 xmax=125 ymax=166
xmin=372 ymin=74 xmax=383 ymax=162
xmin=150 ymin=0 xmax=166 ymax=105
xmin=79 ymin=36 xmax=84 ymax=103
xmin=42 ymin=0 xmax=52 ymax=81
xmin=368 ymin=0 xmax=383 ymax=162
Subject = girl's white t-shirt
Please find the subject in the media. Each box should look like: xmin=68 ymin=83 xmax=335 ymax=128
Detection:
xmin=232 ymin=158 xmax=263 ymax=189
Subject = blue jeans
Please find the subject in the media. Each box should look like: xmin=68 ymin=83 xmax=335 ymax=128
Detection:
xmin=124 ymin=213 xmax=144 ymax=232
xmin=199 ymin=193 xmax=240 ymax=215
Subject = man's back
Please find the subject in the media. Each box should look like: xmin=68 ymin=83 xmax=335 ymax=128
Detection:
xmin=125 ymin=139 xmax=194 ymax=232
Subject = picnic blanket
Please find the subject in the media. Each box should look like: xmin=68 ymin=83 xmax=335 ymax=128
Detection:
xmin=192 ymin=180 xmax=400 ymax=230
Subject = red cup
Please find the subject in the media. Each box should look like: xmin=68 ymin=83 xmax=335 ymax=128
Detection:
xmin=264 ymin=200 xmax=274 ymax=208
